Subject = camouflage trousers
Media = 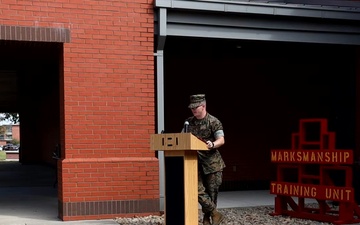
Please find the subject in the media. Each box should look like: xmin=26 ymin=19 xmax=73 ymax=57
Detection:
xmin=198 ymin=169 xmax=223 ymax=214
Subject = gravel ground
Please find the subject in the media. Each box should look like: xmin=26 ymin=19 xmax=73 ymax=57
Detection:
xmin=114 ymin=204 xmax=337 ymax=225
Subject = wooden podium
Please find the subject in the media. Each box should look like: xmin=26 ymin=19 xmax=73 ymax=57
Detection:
xmin=150 ymin=133 xmax=208 ymax=225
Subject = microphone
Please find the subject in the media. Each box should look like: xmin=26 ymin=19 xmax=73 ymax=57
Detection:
xmin=184 ymin=121 xmax=189 ymax=133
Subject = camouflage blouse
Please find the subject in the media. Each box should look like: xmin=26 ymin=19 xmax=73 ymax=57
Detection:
xmin=185 ymin=113 xmax=226 ymax=174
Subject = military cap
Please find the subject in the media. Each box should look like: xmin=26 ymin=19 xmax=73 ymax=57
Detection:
xmin=188 ymin=94 xmax=206 ymax=109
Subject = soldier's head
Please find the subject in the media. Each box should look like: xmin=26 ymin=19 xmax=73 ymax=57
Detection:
xmin=188 ymin=94 xmax=207 ymax=119
xmin=188 ymin=94 xmax=206 ymax=108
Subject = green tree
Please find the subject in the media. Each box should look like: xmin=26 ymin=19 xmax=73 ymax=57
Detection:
xmin=11 ymin=138 xmax=20 ymax=145
xmin=0 ymin=113 xmax=19 ymax=124
xmin=0 ymin=125 xmax=5 ymax=138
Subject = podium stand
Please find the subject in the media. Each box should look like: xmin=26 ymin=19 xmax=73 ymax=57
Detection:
xmin=150 ymin=133 xmax=208 ymax=225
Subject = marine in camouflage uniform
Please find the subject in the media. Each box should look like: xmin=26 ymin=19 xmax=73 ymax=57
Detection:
xmin=184 ymin=94 xmax=226 ymax=225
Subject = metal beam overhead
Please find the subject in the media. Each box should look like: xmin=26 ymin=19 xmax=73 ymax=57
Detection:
xmin=155 ymin=0 xmax=360 ymax=21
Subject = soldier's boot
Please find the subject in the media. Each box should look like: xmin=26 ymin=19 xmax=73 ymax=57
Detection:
xmin=211 ymin=209 xmax=225 ymax=225
xmin=203 ymin=212 xmax=211 ymax=225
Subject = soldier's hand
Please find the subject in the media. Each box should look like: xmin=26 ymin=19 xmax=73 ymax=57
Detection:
xmin=206 ymin=140 xmax=214 ymax=149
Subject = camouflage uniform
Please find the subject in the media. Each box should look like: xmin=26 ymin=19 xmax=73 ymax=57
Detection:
xmin=185 ymin=113 xmax=226 ymax=214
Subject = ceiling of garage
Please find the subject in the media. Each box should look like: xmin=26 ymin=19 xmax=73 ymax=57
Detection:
xmin=0 ymin=41 xmax=62 ymax=112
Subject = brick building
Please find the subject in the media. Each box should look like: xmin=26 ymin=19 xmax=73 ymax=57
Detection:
xmin=0 ymin=0 xmax=158 ymax=221
xmin=0 ymin=124 xmax=20 ymax=146
xmin=0 ymin=0 xmax=359 ymax=222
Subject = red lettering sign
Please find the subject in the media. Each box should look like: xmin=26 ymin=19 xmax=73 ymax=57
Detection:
xmin=270 ymin=119 xmax=360 ymax=225
xmin=271 ymin=150 xmax=353 ymax=164
xmin=270 ymin=182 xmax=354 ymax=202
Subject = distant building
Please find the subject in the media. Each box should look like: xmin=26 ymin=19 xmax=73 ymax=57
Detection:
xmin=0 ymin=124 xmax=20 ymax=146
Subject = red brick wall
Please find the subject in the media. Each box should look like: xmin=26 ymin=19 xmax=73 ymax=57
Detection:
xmin=0 ymin=0 xmax=158 ymax=221
xmin=12 ymin=125 xmax=20 ymax=141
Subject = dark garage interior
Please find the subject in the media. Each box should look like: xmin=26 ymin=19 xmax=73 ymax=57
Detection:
xmin=0 ymin=40 xmax=62 ymax=173
xmin=163 ymin=36 xmax=357 ymax=191
xmin=0 ymin=40 xmax=63 ymax=219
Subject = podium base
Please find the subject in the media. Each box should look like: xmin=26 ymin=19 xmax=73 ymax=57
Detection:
xmin=165 ymin=157 xmax=185 ymax=225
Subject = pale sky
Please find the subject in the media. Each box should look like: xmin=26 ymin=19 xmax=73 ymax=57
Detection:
xmin=0 ymin=114 xmax=14 ymax=125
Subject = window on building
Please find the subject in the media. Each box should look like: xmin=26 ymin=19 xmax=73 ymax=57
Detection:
xmin=6 ymin=125 xmax=12 ymax=133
